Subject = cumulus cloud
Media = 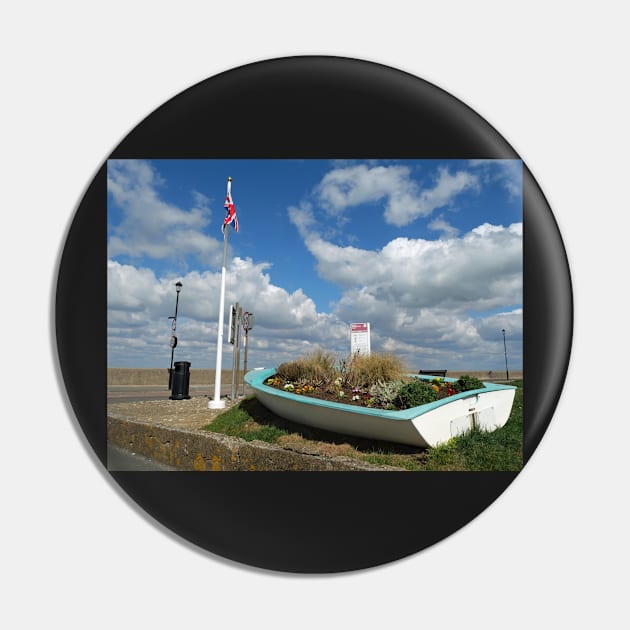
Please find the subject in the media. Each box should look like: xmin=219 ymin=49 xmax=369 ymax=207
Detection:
xmin=287 ymin=201 xmax=316 ymax=239
xmin=316 ymin=163 xmax=479 ymax=227
xmin=469 ymin=159 xmax=522 ymax=199
xmin=428 ymin=215 xmax=460 ymax=239
xmin=317 ymin=164 xmax=411 ymax=213
xmin=107 ymin=257 xmax=350 ymax=369
xmin=294 ymin=223 xmax=522 ymax=310
xmin=286 ymin=205 xmax=523 ymax=369
xmin=385 ymin=168 xmax=479 ymax=226
xmin=107 ymin=159 xmax=222 ymax=265
xmin=107 ymin=160 xmax=522 ymax=371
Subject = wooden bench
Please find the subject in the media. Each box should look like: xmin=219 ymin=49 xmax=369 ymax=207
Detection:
xmin=418 ymin=369 xmax=447 ymax=377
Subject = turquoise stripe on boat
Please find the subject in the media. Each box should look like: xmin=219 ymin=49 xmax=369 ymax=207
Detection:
xmin=244 ymin=368 xmax=516 ymax=421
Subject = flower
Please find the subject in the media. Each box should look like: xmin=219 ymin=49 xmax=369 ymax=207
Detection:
xmin=283 ymin=383 xmax=294 ymax=391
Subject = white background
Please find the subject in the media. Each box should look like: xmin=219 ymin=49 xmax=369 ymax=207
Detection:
xmin=2 ymin=2 xmax=628 ymax=628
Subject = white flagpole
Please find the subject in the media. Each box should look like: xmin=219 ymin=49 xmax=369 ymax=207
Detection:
xmin=208 ymin=176 xmax=232 ymax=409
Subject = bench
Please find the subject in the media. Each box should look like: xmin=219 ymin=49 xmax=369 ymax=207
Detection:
xmin=418 ymin=369 xmax=447 ymax=377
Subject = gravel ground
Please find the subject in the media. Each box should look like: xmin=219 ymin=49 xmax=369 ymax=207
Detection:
xmin=107 ymin=395 xmax=240 ymax=431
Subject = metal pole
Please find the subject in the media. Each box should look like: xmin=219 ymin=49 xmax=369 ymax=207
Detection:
xmin=502 ymin=328 xmax=509 ymax=381
xmin=235 ymin=305 xmax=242 ymax=398
xmin=230 ymin=302 xmax=239 ymax=400
xmin=242 ymin=328 xmax=249 ymax=396
xmin=208 ymin=220 xmax=229 ymax=409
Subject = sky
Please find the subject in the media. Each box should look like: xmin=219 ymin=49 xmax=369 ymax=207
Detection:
xmin=107 ymin=159 xmax=522 ymax=372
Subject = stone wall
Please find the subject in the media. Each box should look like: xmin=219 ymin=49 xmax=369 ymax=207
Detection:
xmin=107 ymin=416 xmax=400 ymax=472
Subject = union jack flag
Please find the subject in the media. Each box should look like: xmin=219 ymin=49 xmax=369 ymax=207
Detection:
xmin=222 ymin=177 xmax=239 ymax=233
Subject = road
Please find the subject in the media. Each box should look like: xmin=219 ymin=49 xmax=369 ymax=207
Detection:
xmin=107 ymin=443 xmax=179 ymax=471
xmin=107 ymin=384 xmax=251 ymax=404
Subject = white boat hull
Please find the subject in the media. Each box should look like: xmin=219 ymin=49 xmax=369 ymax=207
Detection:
xmin=245 ymin=369 xmax=517 ymax=448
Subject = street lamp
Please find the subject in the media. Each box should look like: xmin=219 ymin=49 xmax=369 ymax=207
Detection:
xmin=168 ymin=281 xmax=183 ymax=389
xmin=502 ymin=328 xmax=509 ymax=381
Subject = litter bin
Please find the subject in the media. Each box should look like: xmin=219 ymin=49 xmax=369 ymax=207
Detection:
xmin=169 ymin=361 xmax=191 ymax=400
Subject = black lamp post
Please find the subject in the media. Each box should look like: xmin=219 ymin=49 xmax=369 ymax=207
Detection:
xmin=502 ymin=328 xmax=509 ymax=381
xmin=168 ymin=281 xmax=182 ymax=389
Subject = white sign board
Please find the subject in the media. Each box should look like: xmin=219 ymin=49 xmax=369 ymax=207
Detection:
xmin=350 ymin=322 xmax=371 ymax=356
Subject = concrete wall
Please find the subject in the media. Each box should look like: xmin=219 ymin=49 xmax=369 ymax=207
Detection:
xmin=439 ymin=370 xmax=523 ymax=381
xmin=108 ymin=367 xmax=522 ymax=386
xmin=108 ymin=368 xmax=233 ymax=386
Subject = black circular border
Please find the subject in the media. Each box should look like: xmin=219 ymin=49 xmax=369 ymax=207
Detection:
xmin=55 ymin=56 xmax=572 ymax=573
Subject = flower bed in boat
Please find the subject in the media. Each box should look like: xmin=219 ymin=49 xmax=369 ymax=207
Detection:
xmin=263 ymin=372 xmax=486 ymax=411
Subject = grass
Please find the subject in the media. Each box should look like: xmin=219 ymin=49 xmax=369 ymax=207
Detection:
xmin=423 ymin=379 xmax=523 ymax=471
xmin=202 ymin=380 xmax=523 ymax=471
xmin=275 ymin=348 xmax=337 ymax=387
xmin=275 ymin=349 xmax=407 ymax=391
xmin=340 ymin=352 xmax=407 ymax=389
xmin=204 ymin=401 xmax=290 ymax=443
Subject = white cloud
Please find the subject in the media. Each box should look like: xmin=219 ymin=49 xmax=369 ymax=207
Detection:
xmin=287 ymin=201 xmax=316 ymax=239
xmin=107 ymin=161 xmax=522 ymax=371
xmin=107 ymin=257 xmax=350 ymax=369
xmin=296 ymin=224 xmax=522 ymax=310
xmin=107 ymin=159 xmax=222 ymax=265
xmin=474 ymin=308 xmax=523 ymax=342
xmin=428 ymin=215 xmax=460 ymax=239
xmin=469 ymin=159 xmax=522 ymax=199
xmin=284 ymin=210 xmax=523 ymax=369
xmin=317 ymin=164 xmax=411 ymax=213
xmin=315 ymin=163 xmax=479 ymax=227
xmin=385 ymin=167 xmax=479 ymax=226
xmin=108 ymin=231 xmax=522 ymax=370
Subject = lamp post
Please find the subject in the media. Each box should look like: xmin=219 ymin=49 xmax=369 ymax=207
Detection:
xmin=168 ymin=281 xmax=183 ymax=389
xmin=502 ymin=328 xmax=509 ymax=381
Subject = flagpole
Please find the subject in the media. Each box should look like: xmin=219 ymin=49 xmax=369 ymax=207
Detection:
xmin=208 ymin=177 xmax=232 ymax=409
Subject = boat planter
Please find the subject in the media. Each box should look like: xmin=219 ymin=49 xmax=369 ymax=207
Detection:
xmin=245 ymin=368 xmax=517 ymax=448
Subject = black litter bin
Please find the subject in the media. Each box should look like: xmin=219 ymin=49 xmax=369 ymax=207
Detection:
xmin=169 ymin=361 xmax=191 ymax=400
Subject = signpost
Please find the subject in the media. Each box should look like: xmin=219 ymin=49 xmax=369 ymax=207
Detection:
xmin=241 ymin=311 xmax=254 ymax=395
xmin=229 ymin=303 xmax=241 ymax=400
xmin=350 ymin=322 xmax=371 ymax=356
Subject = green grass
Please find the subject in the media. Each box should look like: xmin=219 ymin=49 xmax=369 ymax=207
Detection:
xmin=203 ymin=380 xmax=523 ymax=471
xmin=202 ymin=402 xmax=290 ymax=443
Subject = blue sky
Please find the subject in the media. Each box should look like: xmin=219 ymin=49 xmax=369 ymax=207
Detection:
xmin=107 ymin=159 xmax=522 ymax=372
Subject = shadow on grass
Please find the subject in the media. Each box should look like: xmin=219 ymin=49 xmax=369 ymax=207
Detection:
xmin=235 ymin=396 xmax=426 ymax=457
